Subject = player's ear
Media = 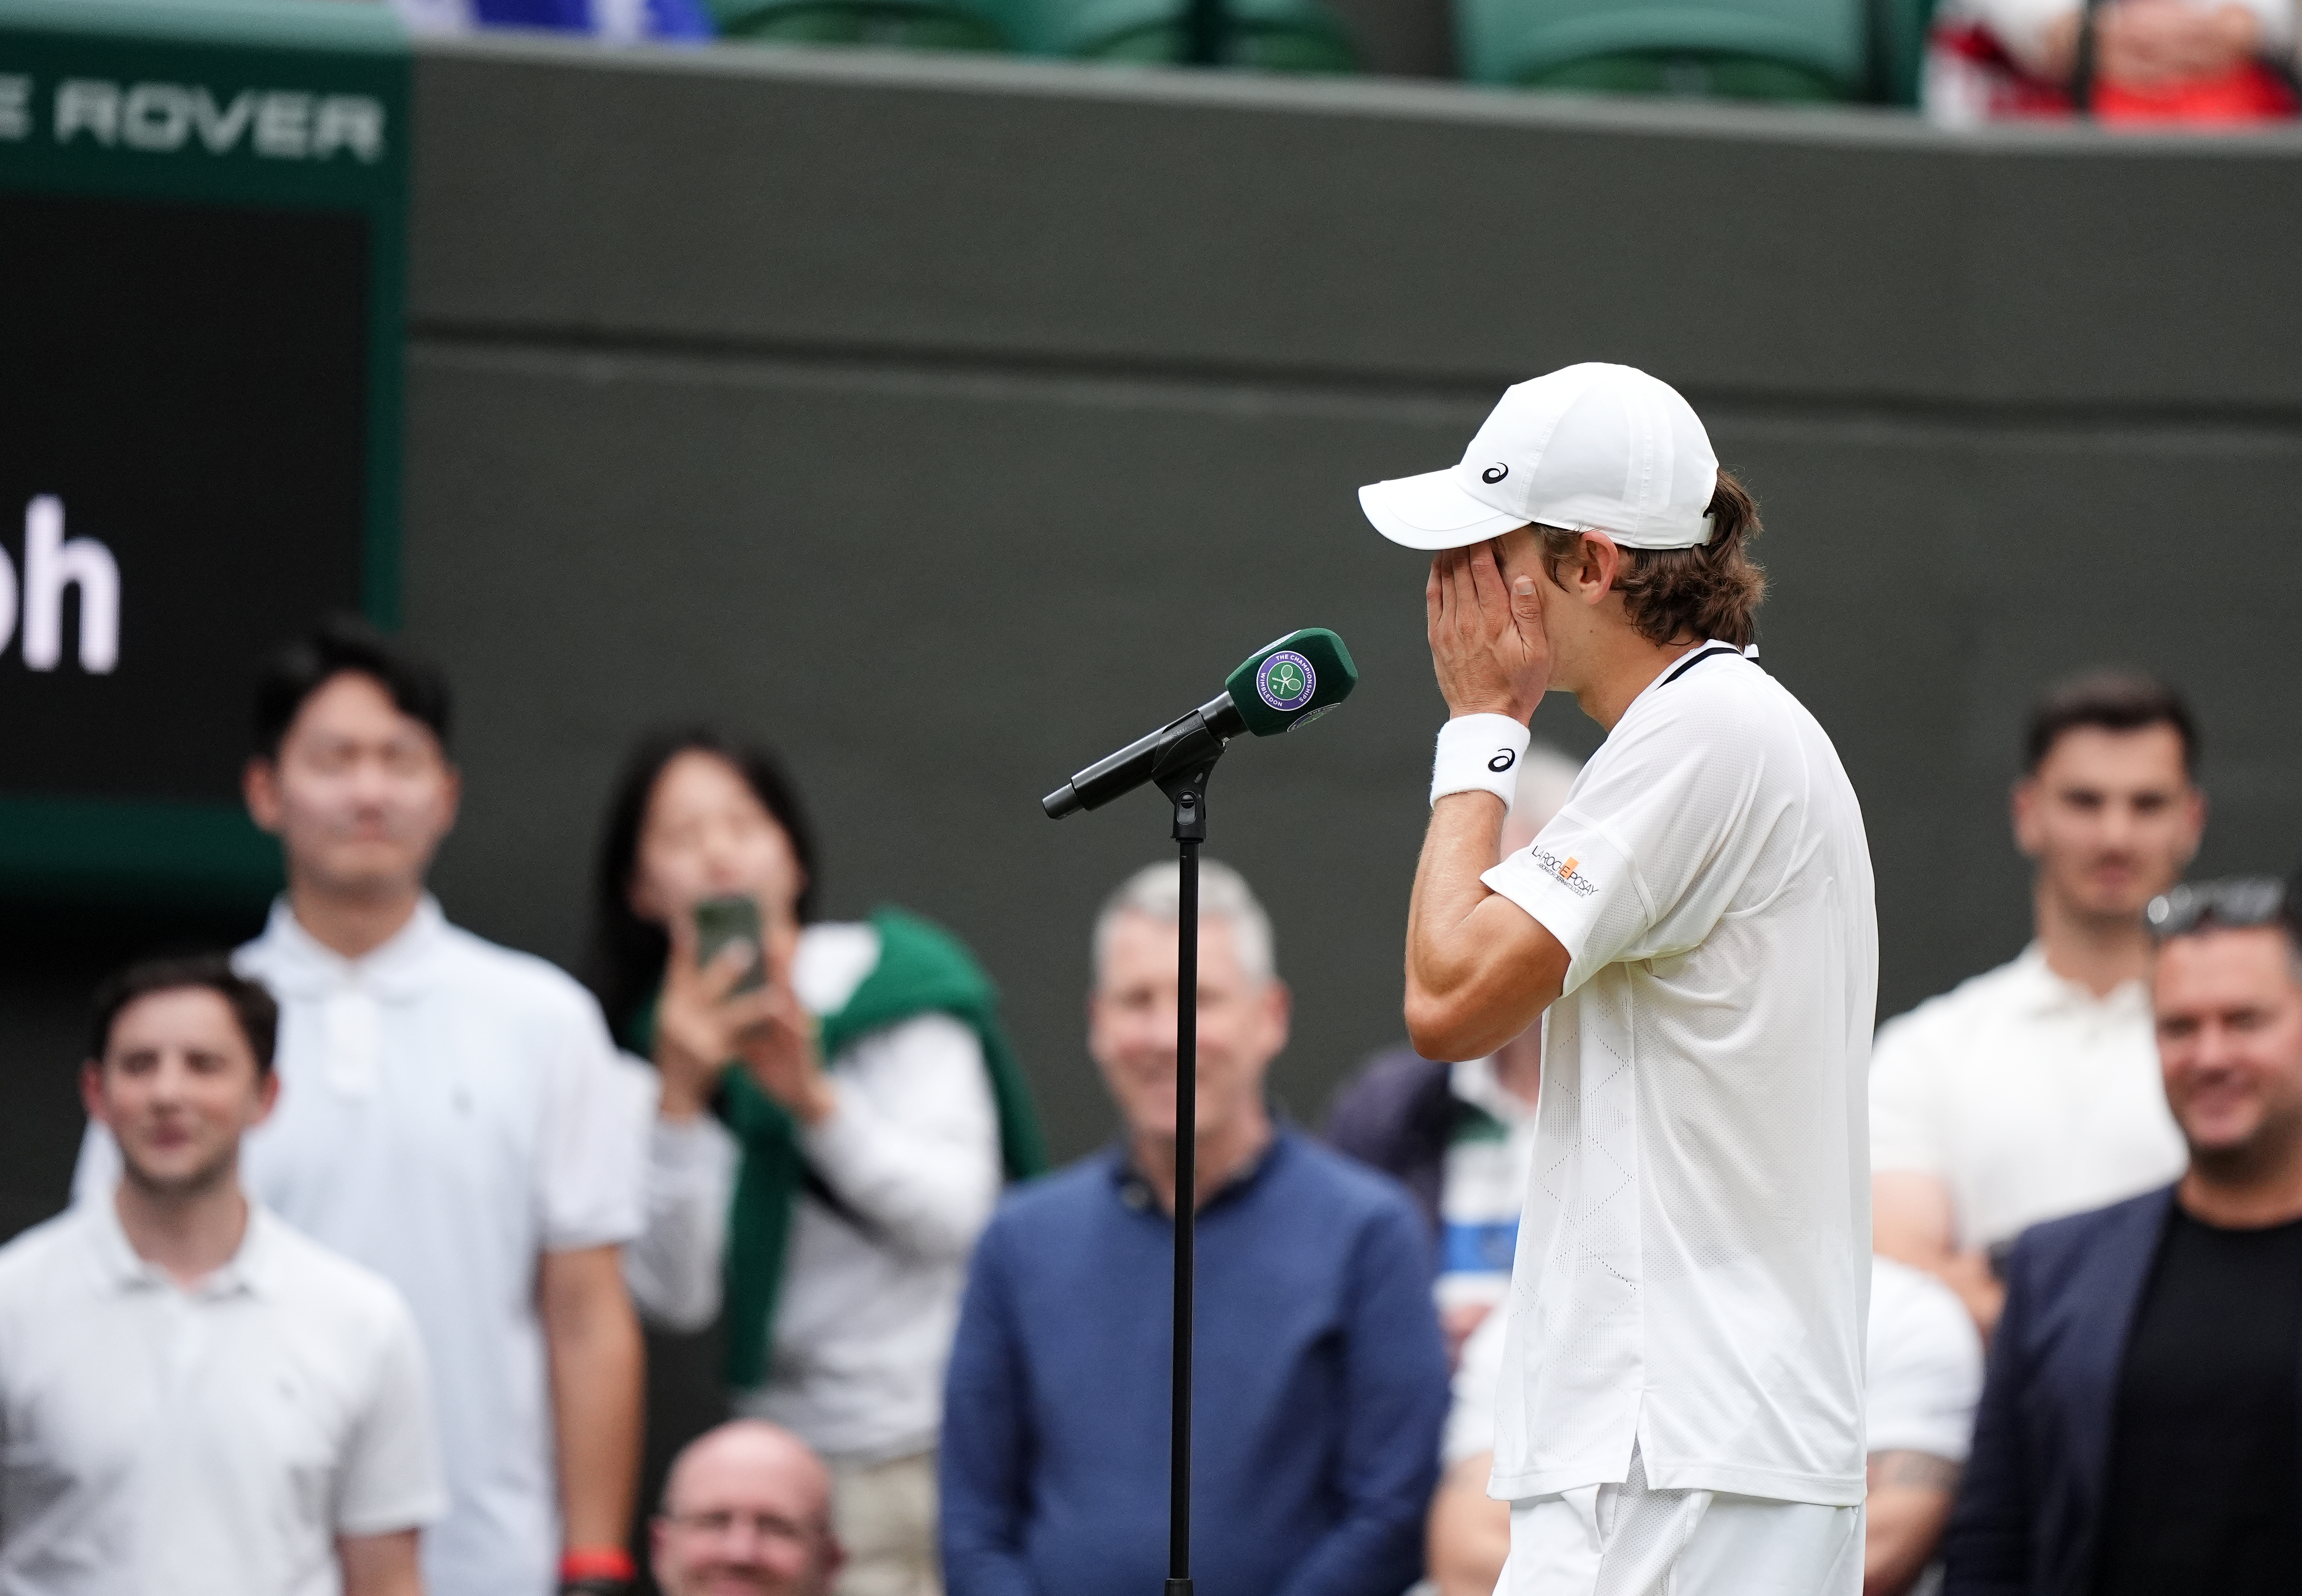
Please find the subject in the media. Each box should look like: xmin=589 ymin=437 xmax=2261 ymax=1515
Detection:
xmin=1574 ymin=533 xmax=1622 ymax=604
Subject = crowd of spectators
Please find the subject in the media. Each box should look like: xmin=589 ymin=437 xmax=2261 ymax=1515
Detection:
xmin=1 ymin=615 xmax=2297 ymax=1596
xmin=361 ymin=0 xmax=2302 ymax=125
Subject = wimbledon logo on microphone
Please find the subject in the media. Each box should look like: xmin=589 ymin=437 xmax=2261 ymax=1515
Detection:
xmin=1256 ymin=650 xmax=1316 ymax=714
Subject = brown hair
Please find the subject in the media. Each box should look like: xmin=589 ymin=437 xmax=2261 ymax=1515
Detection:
xmin=90 ymin=953 xmax=279 ymax=1075
xmin=2024 ymin=671 xmax=2197 ymax=778
xmin=1535 ymin=469 xmax=1766 ymax=650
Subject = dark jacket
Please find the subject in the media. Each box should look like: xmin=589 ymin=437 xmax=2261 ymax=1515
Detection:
xmin=1321 ymin=1045 xmax=1456 ymax=1243
xmin=1945 ymin=1185 xmax=2182 ymax=1596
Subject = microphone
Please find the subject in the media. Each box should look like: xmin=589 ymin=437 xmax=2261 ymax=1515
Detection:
xmin=1041 ymin=628 xmax=1359 ymax=819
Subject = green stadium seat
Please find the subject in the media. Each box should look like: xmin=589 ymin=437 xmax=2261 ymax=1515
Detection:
xmin=1458 ymin=0 xmax=1930 ymax=103
xmin=712 ymin=0 xmax=1011 ymax=50
xmin=984 ymin=0 xmax=1358 ymax=70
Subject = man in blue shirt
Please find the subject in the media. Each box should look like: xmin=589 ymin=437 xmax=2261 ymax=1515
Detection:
xmin=941 ymin=859 xmax=1449 ymax=1596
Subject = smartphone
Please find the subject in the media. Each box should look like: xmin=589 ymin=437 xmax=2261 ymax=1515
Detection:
xmin=693 ymin=894 xmax=768 ymax=993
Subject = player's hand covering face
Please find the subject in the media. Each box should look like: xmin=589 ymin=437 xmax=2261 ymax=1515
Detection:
xmin=1427 ymin=536 xmax=1551 ymax=724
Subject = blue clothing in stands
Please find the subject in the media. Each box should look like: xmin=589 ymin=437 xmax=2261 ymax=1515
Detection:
xmin=1946 ymin=1188 xmax=2174 ymax=1596
xmin=472 ymin=0 xmax=714 ymax=38
xmin=941 ymin=1130 xmax=1448 ymax=1596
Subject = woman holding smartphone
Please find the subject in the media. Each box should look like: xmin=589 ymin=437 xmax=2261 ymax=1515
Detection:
xmin=585 ymin=728 xmax=1045 ymax=1596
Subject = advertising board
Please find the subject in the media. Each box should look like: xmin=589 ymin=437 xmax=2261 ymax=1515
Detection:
xmin=0 ymin=0 xmax=407 ymax=903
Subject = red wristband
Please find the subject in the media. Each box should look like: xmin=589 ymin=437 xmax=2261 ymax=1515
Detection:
xmin=559 ymin=1548 xmax=636 ymax=1582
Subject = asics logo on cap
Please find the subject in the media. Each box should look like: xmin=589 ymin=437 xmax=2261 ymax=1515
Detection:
xmin=1481 ymin=464 xmax=1509 ymax=484
xmin=1488 ymin=750 xmax=1516 ymax=773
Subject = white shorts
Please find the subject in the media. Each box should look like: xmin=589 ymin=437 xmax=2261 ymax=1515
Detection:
xmin=1497 ymin=1448 xmax=1862 ymax=1596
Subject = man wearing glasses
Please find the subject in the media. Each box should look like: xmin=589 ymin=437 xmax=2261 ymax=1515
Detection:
xmin=652 ymin=1420 xmax=844 ymax=1596
xmin=1947 ymin=875 xmax=2302 ymax=1595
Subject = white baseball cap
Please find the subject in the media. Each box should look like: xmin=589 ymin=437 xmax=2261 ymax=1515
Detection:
xmin=1358 ymin=363 xmax=1719 ymax=551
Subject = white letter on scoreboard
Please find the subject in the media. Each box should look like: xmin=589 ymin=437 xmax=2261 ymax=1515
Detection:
xmin=22 ymin=496 xmax=120 ymax=674
xmin=312 ymin=96 xmax=384 ymax=162
xmin=122 ymin=82 xmax=192 ymax=152
xmin=253 ymin=91 xmax=311 ymax=158
xmin=0 ymin=77 xmax=30 ymax=141
xmin=191 ymin=88 xmax=256 ymax=153
xmin=54 ymin=80 xmax=120 ymax=146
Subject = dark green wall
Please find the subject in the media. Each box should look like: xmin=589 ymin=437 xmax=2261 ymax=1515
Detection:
xmin=403 ymin=36 xmax=2302 ymax=1167
xmin=11 ymin=36 xmax=2302 ymax=1241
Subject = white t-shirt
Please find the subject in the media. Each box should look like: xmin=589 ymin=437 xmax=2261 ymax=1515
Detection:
xmin=1445 ymin=1255 xmax=1979 ymax=1470
xmin=1477 ymin=644 xmax=1877 ymax=1507
xmin=0 ymin=1198 xmax=444 ymax=1596
xmin=1863 ymin=1257 xmax=1983 ymax=1463
xmin=621 ymin=922 xmax=1004 ymax=1464
xmin=1869 ymin=945 xmax=2185 ymax=1257
xmin=74 ymin=898 xmax=647 ymax=1596
xmin=1437 ymin=1057 xmax=1540 ymax=1315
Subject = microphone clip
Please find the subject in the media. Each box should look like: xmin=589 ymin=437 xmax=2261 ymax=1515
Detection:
xmin=1151 ymin=713 xmax=1226 ymax=844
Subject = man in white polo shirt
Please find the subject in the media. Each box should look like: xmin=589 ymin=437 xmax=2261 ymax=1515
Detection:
xmin=75 ymin=618 xmax=648 ymax=1596
xmin=4 ymin=954 xmax=443 ymax=1596
xmin=1365 ymin=363 xmax=1877 ymax=1593
xmin=1870 ymin=672 xmax=2200 ymax=1333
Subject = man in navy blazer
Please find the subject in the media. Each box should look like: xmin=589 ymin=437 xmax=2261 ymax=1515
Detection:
xmin=1945 ymin=874 xmax=2302 ymax=1596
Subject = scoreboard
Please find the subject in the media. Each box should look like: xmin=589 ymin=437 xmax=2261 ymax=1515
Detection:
xmin=0 ymin=0 xmax=407 ymax=904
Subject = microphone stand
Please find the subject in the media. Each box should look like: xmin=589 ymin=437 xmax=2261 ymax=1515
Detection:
xmin=1149 ymin=713 xmax=1227 ymax=1596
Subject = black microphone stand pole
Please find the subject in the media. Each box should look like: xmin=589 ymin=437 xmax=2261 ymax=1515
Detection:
xmin=1151 ymin=719 xmax=1226 ymax=1596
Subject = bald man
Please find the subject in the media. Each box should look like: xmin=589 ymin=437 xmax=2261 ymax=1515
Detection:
xmin=652 ymin=1421 xmax=845 ymax=1596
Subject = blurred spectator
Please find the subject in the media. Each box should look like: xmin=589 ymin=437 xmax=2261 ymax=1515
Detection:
xmin=1871 ymin=673 xmax=2201 ymax=1334
xmin=1926 ymin=0 xmax=2295 ymax=123
xmin=1326 ymin=743 xmax=1580 ymax=1362
xmin=391 ymin=0 xmax=714 ymax=41
xmin=5 ymin=956 xmax=444 ymax=1596
xmin=652 ymin=1420 xmax=844 ymax=1596
xmin=586 ymin=729 xmax=1045 ymax=1596
xmin=1947 ymin=874 xmax=2302 ymax=1594
xmin=940 ymin=860 xmax=1448 ymax=1596
xmin=73 ymin=618 xmax=649 ymax=1596
xmin=1428 ymin=1254 xmax=1982 ymax=1596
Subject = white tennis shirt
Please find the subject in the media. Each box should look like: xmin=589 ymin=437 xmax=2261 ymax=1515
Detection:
xmin=0 ymin=1198 xmax=444 ymax=1596
xmin=1869 ymin=945 xmax=2184 ymax=1255
xmin=76 ymin=898 xmax=648 ymax=1596
xmin=1445 ymin=1255 xmax=1977 ymax=1470
xmin=1477 ymin=645 xmax=1877 ymax=1506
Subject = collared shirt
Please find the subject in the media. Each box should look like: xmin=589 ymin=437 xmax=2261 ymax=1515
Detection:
xmin=621 ymin=922 xmax=1003 ymax=1464
xmin=1869 ymin=943 xmax=2186 ymax=1256
xmin=1479 ymin=645 xmax=1877 ymax=1507
xmin=0 ymin=1198 xmax=443 ymax=1596
xmin=940 ymin=1130 xmax=1448 ymax=1596
xmin=75 ymin=897 xmax=646 ymax=1596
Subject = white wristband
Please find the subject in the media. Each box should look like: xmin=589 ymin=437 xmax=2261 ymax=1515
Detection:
xmin=1431 ymin=715 xmax=1531 ymax=810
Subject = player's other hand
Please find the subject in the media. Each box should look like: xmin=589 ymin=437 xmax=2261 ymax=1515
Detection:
xmin=1427 ymin=538 xmax=1550 ymax=723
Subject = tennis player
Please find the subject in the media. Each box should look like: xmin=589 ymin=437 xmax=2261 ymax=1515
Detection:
xmin=1362 ymin=363 xmax=1877 ymax=1594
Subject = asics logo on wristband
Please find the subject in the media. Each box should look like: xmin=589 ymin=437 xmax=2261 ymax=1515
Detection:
xmin=1488 ymin=750 xmax=1517 ymax=773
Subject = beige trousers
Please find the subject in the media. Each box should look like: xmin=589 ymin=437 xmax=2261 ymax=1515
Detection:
xmin=830 ymin=1450 xmax=942 ymax=1596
